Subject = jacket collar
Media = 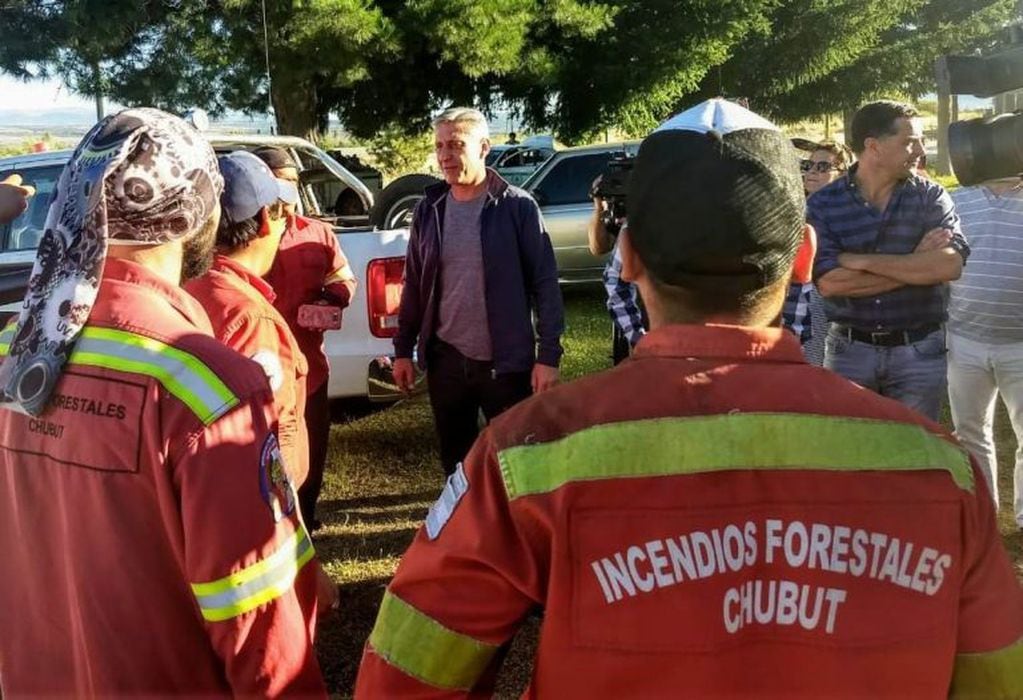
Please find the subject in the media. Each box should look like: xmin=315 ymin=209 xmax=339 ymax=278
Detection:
xmin=210 ymin=254 xmax=277 ymax=303
xmin=99 ymin=257 xmax=214 ymax=334
xmin=423 ymin=167 xmax=512 ymax=208
xmin=633 ymin=324 xmax=807 ymax=364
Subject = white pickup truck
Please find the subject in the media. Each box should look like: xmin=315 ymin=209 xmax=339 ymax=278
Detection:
xmin=0 ymin=134 xmax=419 ymax=402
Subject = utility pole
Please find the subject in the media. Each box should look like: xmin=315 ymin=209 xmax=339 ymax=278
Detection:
xmin=92 ymin=60 xmax=105 ymax=121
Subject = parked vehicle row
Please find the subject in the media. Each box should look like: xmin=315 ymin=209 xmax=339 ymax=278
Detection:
xmin=0 ymin=136 xmax=413 ymax=402
xmin=0 ymin=133 xmax=634 ymax=399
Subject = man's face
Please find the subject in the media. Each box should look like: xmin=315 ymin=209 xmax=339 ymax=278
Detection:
xmin=181 ymin=206 xmax=220 ymax=282
xmin=873 ymin=117 xmax=926 ymax=179
xmin=273 ymin=166 xmax=299 ymax=217
xmin=434 ymin=122 xmax=490 ymax=187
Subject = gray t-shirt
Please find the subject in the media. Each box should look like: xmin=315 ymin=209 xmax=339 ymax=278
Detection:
xmin=948 ymin=185 xmax=1023 ymax=343
xmin=436 ymin=191 xmax=493 ymax=360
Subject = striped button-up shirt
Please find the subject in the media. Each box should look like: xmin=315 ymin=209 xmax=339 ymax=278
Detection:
xmin=948 ymin=184 xmax=1023 ymax=343
xmin=809 ymin=165 xmax=966 ymax=331
xmin=603 ymin=245 xmax=646 ymax=347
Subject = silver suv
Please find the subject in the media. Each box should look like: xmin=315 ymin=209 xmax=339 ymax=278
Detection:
xmin=522 ymin=140 xmax=641 ymax=283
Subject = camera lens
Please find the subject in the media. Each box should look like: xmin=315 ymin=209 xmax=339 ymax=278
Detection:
xmin=950 ymin=112 xmax=1023 ymax=185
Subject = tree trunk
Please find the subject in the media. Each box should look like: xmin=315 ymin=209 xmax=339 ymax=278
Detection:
xmin=841 ymin=108 xmax=855 ymax=147
xmin=272 ymin=83 xmax=320 ymax=141
xmin=936 ymin=87 xmax=951 ymax=176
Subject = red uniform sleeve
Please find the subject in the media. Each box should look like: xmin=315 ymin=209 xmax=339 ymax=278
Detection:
xmin=322 ymin=224 xmax=357 ymax=307
xmin=354 ymin=430 xmax=541 ymax=697
xmin=950 ymin=461 xmax=1023 ymax=697
xmin=223 ymin=312 xmax=309 ymax=486
xmin=173 ymin=390 xmax=325 ymax=698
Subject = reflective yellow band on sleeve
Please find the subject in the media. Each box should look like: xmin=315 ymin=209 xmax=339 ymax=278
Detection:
xmin=325 ymin=264 xmax=356 ymax=284
xmin=951 ymin=637 xmax=1023 ymax=699
xmin=368 ymin=590 xmax=499 ymax=691
xmin=190 ymin=526 xmax=315 ymax=622
xmin=0 ymin=319 xmax=17 ymax=355
xmin=0 ymin=323 xmax=238 ymax=424
xmin=497 ymin=413 xmax=974 ymax=500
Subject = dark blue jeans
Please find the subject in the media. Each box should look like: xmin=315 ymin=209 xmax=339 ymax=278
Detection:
xmin=824 ymin=326 xmax=947 ymax=421
xmin=426 ymin=338 xmax=532 ymax=476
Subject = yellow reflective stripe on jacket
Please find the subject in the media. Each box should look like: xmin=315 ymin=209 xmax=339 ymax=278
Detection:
xmin=497 ymin=413 xmax=973 ymax=500
xmin=0 ymin=324 xmax=238 ymax=425
xmin=369 ymin=590 xmax=499 ymax=690
xmin=191 ymin=527 xmax=315 ymax=622
xmin=0 ymin=320 xmax=15 ymax=354
xmin=951 ymin=637 xmax=1023 ymax=699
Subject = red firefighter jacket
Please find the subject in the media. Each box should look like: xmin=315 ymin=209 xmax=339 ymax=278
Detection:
xmin=0 ymin=258 xmax=326 ymax=697
xmin=356 ymin=324 xmax=1023 ymax=699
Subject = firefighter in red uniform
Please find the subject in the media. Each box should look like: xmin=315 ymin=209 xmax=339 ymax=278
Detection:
xmin=255 ymin=146 xmax=358 ymax=530
xmin=187 ymin=149 xmax=341 ymax=615
xmin=355 ymin=100 xmax=1023 ymax=698
xmin=0 ymin=109 xmax=326 ymax=696
xmin=187 ymin=151 xmax=310 ymax=486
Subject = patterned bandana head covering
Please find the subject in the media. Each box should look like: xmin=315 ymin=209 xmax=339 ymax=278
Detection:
xmin=0 ymin=107 xmax=223 ymax=416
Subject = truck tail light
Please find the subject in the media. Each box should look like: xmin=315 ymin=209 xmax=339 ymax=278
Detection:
xmin=367 ymin=256 xmax=404 ymax=338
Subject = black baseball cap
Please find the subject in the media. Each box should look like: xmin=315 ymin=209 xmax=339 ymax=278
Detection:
xmin=790 ymin=137 xmax=820 ymax=153
xmin=627 ymin=99 xmax=806 ymax=293
xmin=252 ymin=145 xmax=298 ymax=171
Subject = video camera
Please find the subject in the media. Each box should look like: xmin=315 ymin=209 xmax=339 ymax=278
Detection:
xmin=938 ymin=32 xmax=1023 ymax=185
xmin=589 ymin=154 xmax=635 ymax=237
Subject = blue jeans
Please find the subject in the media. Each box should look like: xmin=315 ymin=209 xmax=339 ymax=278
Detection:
xmin=824 ymin=326 xmax=948 ymax=421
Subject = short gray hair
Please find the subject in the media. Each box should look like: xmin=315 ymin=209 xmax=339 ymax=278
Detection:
xmin=433 ymin=107 xmax=490 ymax=139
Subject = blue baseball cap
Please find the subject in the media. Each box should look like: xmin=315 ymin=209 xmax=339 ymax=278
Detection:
xmin=218 ymin=150 xmax=299 ymax=224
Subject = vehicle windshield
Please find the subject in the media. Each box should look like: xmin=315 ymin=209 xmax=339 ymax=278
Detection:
xmin=485 ymin=147 xmax=511 ymax=166
xmin=0 ymin=165 xmax=63 ymax=252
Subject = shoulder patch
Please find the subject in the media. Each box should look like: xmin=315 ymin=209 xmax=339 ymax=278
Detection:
xmin=259 ymin=433 xmax=296 ymax=522
xmin=250 ymin=349 xmax=284 ymax=392
xmin=425 ymin=463 xmax=469 ymax=540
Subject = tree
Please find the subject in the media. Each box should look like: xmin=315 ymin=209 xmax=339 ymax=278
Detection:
xmin=1 ymin=0 xmax=1014 ymax=141
xmin=696 ymin=0 xmax=1016 ymax=124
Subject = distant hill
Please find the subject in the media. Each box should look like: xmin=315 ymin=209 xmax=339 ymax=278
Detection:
xmin=0 ymin=108 xmax=280 ymax=144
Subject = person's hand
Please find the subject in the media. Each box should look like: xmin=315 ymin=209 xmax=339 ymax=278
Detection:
xmin=315 ymin=564 xmax=340 ymax=619
xmin=531 ymin=363 xmax=559 ymax=393
xmin=915 ymin=227 xmax=953 ymax=253
xmin=0 ymin=175 xmax=35 ymax=225
xmin=393 ymin=357 xmax=416 ymax=394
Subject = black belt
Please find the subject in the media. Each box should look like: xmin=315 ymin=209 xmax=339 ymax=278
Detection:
xmin=835 ymin=323 xmax=941 ymax=347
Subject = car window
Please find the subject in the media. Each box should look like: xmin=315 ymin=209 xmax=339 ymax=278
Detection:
xmin=499 ymin=148 xmax=551 ymax=168
xmin=531 ymin=152 xmax=618 ymax=206
xmin=485 ymin=148 xmax=506 ymax=166
xmin=0 ymin=166 xmax=63 ymax=251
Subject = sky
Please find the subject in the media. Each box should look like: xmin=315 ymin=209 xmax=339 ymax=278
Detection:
xmin=0 ymin=75 xmax=108 ymax=110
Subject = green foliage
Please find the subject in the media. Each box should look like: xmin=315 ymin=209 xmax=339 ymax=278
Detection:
xmin=930 ymin=173 xmax=960 ymax=191
xmin=745 ymin=0 xmax=1016 ymax=122
xmin=0 ymin=0 xmax=1013 ymax=142
xmin=0 ymin=135 xmax=72 ymax=159
xmin=366 ymin=127 xmax=435 ymax=180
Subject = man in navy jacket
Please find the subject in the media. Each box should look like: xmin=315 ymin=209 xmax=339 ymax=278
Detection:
xmin=393 ymin=107 xmax=564 ymax=476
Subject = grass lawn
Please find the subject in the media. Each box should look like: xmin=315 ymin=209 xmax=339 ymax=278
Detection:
xmin=313 ymin=284 xmax=1023 ymax=697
